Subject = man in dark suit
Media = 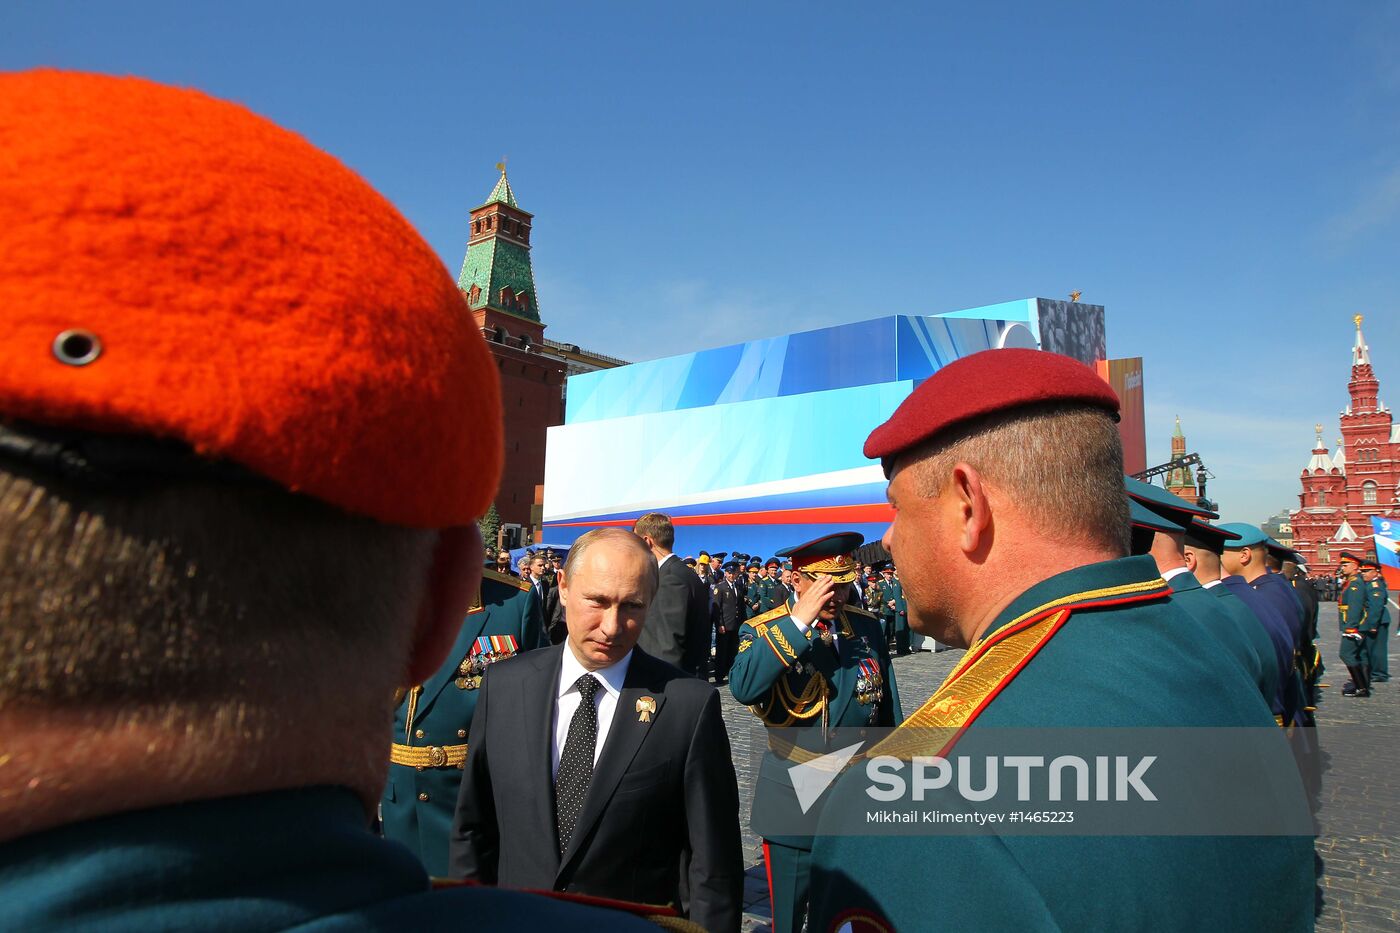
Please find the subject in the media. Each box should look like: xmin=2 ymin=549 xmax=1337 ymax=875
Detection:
xmin=527 ymin=553 xmax=567 ymax=644
xmin=632 ymin=512 xmax=711 ymax=676
xmin=712 ymin=562 xmax=743 ymax=683
xmin=450 ymin=529 xmax=743 ymax=931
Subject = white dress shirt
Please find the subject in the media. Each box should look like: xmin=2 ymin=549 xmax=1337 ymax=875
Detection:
xmin=551 ymin=644 xmax=633 ymax=779
xmin=1161 ymin=566 xmax=1192 ymax=583
xmin=1202 ymin=578 xmax=1223 ymax=589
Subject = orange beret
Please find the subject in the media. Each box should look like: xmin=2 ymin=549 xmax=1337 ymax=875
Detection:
xmin=0 ymin=70 xmax=501 ymax=528
xmin=864 ymin=348 xmax=1119 ymax=474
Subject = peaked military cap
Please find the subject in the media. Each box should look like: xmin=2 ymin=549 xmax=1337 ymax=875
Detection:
xmin=864 ymin=349 xmax=1120 ymax=476
xmin=1124 ymin=475 xmax=1218 ymax=520
xmin=775 ymin=531 xmax=865 ymax=583
xmin=1265 ymin=540 xmax=1303 ymax=565
xmin=1184 ymin=517 xmax=1241 ymax=555
xmin=1338 ymin=551 xmax=1365 ymax=565
xmin=1216 ymin=523 xmax=1269 ymax=549
xmin=765 ymin=557 xmax=781 ymax=569
xmin=1129 ymin=498 xmax=1185 ymax=535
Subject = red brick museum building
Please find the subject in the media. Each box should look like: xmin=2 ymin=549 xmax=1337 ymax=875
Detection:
xmin=1291 ymin=316 xmax=1400 ymax=575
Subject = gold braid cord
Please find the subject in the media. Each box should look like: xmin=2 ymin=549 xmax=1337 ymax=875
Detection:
xmin=753 ymin=672 xmax=829 ymax=726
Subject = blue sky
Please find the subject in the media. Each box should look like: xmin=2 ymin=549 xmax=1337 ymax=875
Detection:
xmin=8 ymin=1 xmax=1399 ymax=524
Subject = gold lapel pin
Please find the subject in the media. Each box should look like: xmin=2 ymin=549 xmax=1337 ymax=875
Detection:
xmin=636 ymin=696 xmax=657 ymax=722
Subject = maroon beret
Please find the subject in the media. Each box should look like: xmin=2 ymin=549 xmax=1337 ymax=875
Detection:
xmin=864 ymin=349 xmax=1120 ymax=473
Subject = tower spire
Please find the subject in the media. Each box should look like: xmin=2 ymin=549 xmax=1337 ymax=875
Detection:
xmin=1353 ymin=314 xmax=1371 ymax=366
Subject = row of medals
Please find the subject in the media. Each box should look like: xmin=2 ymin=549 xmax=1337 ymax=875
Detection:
xmin=792 ymin=626 xmax=882 ymax=708
xmin=456 ymin=649 xmax=512 ymax=690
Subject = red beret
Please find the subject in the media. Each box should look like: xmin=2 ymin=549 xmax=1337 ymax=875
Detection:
xmin=0 ymin=70 xmax=502 ymax=528
xmin=864 ymin=348 xmax=1119 ymax=471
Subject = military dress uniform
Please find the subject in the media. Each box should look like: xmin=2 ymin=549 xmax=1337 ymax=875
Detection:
xmin=808 ymin=557 xmax=1313 ymax=932
xmin=1365 ymin=566 xmax=1390 ymax=682
xmin=382 ymin=569 xmax=544 ymax=876
xmin=1337 ymin=553 xmax=1372 ymax=698
xmin=727 ymin=533 xmax=902 ymax=933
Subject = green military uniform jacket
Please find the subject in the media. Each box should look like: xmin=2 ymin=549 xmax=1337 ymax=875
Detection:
xmin=746 ymin=576 xmax=772 ymax=620
xmin=382 ymin=569 xmax=543 ymax=877
xmin=1369 ymin=577 xmax=1390 ymax=628
xmin=865 ymin=580 xmax=884 ymax=615
xmin=809 ymin=556 xmax=1313 ymax=932
xmin=728 ymin=598 xmax=903 ymax=850
xmin=1164 ymin=570 xmax=1271 ymax=705
xmin=0 ymin=788 xmax=661 ymax=931
xmin=1339 ymin=577 xmax=1370 ymax=635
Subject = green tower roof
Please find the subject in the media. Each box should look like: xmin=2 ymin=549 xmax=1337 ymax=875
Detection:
xmin=485 ymin=170 xmax=517 ymax=207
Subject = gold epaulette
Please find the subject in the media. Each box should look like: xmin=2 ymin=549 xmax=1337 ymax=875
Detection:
xmin=482 ymin=568 xmax=532 ymax=591
xmin=748 ymin=605 xmax=790 ymax=627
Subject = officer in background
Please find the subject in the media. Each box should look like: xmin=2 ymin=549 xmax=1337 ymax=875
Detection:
xmin=1180 ymin=518 xmax=1288 ymax=717
xmin=728 ymin=532 xmax=901 ymax=933
xmin=1362 ymin=559 xmax=1391 ymax=684
xmin=743 ymin=561 xmax=762 ymax=618
xmin=1337 ymin=552 xmax=1373 ymax=698
xmin=382 ymin=566 xmax=544 ymax=876
xmin=1126 ymin=496 xmax=1273 ymax=707
xmin=712 ymin=561 xmax=744 ymax=683
xmin=0 ymin=70 xmax=663 ymax=931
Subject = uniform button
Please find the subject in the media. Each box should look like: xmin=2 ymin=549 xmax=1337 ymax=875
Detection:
xmin=414 ymin=729 xmax=425 ymax=739
xmin=457 ymin=729 xmax=467 ymax=738
xmin=418 ymin=792 xmax=429 ymax=802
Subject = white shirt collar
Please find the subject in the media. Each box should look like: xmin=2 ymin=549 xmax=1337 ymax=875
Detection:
xmin=1202 ymin=578 xmax=1223 ymax=589
xmin=656 ymin=552 xmax=675 ymax=569
xmin=558 ymin=642 xmax=632 ymax=701
xmin=1161 ymin=566 xmax=1192 ymax=582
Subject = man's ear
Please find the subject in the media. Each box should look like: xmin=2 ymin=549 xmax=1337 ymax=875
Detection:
xmin=948 ymin=462 xmax=993 ymax=556
xmin=556 ymin=568 xmax=570 ymax=603
xmin=404 ymin=525 xmax=481 ymax=686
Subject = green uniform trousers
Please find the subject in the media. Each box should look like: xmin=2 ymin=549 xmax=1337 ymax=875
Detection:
xmin=1340 ymin=631 xmax=1369 ymax=668
xmin=1368 ymin=624 xmax=1390 ymax=681
xmin=763 ymin=840 xmax=810 ymax=933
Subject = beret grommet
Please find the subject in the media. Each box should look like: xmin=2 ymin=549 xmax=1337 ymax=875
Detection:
xmin=52 ymin=330 xmax=102 ymax=367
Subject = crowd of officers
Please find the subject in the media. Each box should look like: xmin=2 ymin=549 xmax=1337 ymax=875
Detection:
xmin=494 ymin=545 xmax=920 ymax=679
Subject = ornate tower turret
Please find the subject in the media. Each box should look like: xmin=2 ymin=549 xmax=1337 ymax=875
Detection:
xmin=1166 ymin=416 xmax=1197 ymax=502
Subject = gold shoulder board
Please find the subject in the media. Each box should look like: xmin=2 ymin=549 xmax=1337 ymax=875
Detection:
xmin=748 ymin=605 xmax=791 ymax=627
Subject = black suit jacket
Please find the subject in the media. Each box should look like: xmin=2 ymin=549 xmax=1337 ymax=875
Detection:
xmin=448 ymin=645 xmax=743 ymax=932
xmin=638 ymin=555 xmax=711 ymax=675
xmin=714 ymin=581 xmax=741 ymax=632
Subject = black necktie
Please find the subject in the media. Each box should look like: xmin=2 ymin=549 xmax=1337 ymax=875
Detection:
xmin=555 ymin=673 xmax=601 ymax=854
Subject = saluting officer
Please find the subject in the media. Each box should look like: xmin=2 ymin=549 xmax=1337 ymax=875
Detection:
xmin=1337 ymin=552 xmax=1373 ymax=698
xmin=727 ymin=532 xmax=901 ymax=933
xmin=382 ymin=566 xmax=544 ymax=876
